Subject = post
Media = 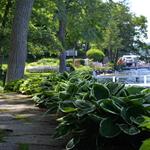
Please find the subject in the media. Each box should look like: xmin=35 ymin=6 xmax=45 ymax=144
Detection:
xmin=144 ymin=75 xmax=147 ymax=84
xmin=144 ymin=75 xmax=147 ymax=85
xmin=113 ymin=76 xmax=116 ymax=82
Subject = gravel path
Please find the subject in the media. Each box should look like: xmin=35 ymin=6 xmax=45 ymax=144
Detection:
xmin=0 ymin=93 xmax=64 ymax=150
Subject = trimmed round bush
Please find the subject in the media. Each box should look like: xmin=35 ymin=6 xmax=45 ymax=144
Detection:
xmin=86 ymin=48 xmax=105 ymax=62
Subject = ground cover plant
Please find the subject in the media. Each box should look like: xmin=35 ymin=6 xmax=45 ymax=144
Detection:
xmin=53 ymin=82 xmax=150 ymax=150
xmin=4 ymin=71 xmax=150 ymax=150
xmin=27 ymin=58 xmax=59 ymax=67
xmin=4 ymin=74 xmax=49 ymax=95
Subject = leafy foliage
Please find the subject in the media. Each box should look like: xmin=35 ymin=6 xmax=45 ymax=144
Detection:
xmin=4 ymin=71 xmax=150 ymax=149
xmin=52 ymin=80 xmax=150 ymax=149
xmin=86 ymin=48 xmax=105 ymax=62
xmin=4 ymin=75 xmax=47 ymax=94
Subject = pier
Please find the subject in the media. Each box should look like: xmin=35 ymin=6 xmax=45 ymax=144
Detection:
xmin=95 ymin=74 xmax=150 ymax=87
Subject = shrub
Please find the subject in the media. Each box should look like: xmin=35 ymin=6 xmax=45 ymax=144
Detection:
xmin=19 ymin=77 xmax=44 ymax=94
xmin=86 ymin=48 xmax=105 ymax=62
xmin=4 ymin=74 xmax=49 ymax=94
xmin=4 ymin=79 xmax=24 ymax=92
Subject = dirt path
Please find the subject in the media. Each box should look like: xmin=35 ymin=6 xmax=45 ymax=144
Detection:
xmin=0 ymin=93 xmax=64 ymax=150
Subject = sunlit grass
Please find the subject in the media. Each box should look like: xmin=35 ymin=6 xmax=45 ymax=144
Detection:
xmin=14 ymin=114 xmax=30 ymax=122
xmin=26 ymin=58 xmax=59 ymax=67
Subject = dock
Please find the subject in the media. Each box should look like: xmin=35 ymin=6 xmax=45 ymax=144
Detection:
xmin=95 ymin=74 xmax=150 ymax=87
xmin=123 ymin=66 xmax=150 ymax=70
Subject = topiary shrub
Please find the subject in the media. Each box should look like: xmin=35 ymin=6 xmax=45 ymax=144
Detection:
xmin=86 ymin=48 xmax=105 ymax=62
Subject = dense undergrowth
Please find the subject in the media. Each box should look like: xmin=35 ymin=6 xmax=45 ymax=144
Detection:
xmin=4 ymin=71 xmax=150 ymax=150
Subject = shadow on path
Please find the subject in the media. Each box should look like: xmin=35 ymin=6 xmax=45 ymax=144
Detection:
xmin=0 ymin=93 xmax=65 ymax=150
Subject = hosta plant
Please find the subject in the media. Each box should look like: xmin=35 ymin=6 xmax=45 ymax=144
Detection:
xmin=33 ymin=71 xmax=93 ymax=110
xmin=54 ymin=82 xmax=150 ymax=150
xmin=4 ymin=71 xmax=150 ymax=150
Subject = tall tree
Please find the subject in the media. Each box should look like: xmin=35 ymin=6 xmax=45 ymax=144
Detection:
xmin=6 ymin=0 xmax=34 ymax=82
xmin=56 ymin=0 xmax=67 ymax=72
xmin=55 ymin=0 xmax=105 ymax=72
xmin=100 ymin=1 xmax=148 ymax=62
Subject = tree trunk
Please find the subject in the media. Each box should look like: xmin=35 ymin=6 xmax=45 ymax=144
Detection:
xmin=114 ymin=49 xmax=119 ymax=69
xmin=58 ymin=20 xmax=67 ymax=73
xmin=59 ymin=52 xmax=66 ymax=73
xmin=6 ymin=0 xmax=34 ymax=83
xmin=108 ymin=48 xmax=113 ymax=62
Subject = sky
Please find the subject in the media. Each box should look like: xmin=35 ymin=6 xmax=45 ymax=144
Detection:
xmin=128 ymin=0 xmax=150 ymax=43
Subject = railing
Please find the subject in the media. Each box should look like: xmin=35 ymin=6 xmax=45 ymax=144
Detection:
xmin=95 ymin=74 xmax=150 ymax=87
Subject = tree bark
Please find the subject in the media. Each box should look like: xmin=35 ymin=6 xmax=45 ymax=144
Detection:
xmin=108 ymin=48 xmax=113 ymax=62
xmin=59 ymin=51 xmax=66 ymax=73
xmin=58 ymin=20 xmax=67 ymax=73
xmin=6 ymin=0 xmax=34 ymax=83
xmin=114 ymin=49 xmax=119 ymax=69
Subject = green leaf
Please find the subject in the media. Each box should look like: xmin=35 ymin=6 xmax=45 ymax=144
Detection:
xmin=60 ymin=107 xmax=77 ymax=113
xmin=66 ymin=138 xmax=80 ymax=150
xmin=66 ymin=83 xmax=78 ymax=95
xmin=92 ymin=83 xmax=110 ymax=100
xmin=128 ymin=98 xmax=144 ymax=105
xmin=59 ymin=91 xmax=70 ymax=100
xmin=54 ymin=123 xmax=71 ymax=138
xmin=127 ymin=106 xmax=146 ymax=118
xmin=100 ymin=99 xmax=119 ymax=114
xmin=130 ymin=116 xmax=145 ymax=125
xmin=140 ymin=138 xmax=150 ymax=150
xmin=127 ymin=94 xmax=145 ymax=100
xmin=73 ymin=100 xmax=95 ymax=110
xmin=126 ymin=86 xmax=145 ymax=95
xmin=144 ymin=94 xmax=150 ymax=103
xmin=140 ymin=116 xmax=150 ymax=129
xmin=118 ymin=124 xmax=140 ymax=135
xmin=73 ymin=100 xmax=96 ymax=117
xmin=112 ymin=97 xmax=126 ymax=110
xmin=141 ymin=88 xmax=150 ymax=94
xmin=121 ymin=107 xmax=132 ymax=124
xmin=106 ymin=82 xmax=120 ymax=94
xmin=107 ymin=83 xmax=125 ymax=96
xmin=59 ymin=101 xmax=77 ymax=113
xmin=88 ymin=114 xmax=104 ymax=122
xmin=100 ymin=118 xmax=121 ymax=138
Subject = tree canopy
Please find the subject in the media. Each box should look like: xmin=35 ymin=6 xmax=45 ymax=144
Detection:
xmin=0 ymin=0 xmax=149 ymax=81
